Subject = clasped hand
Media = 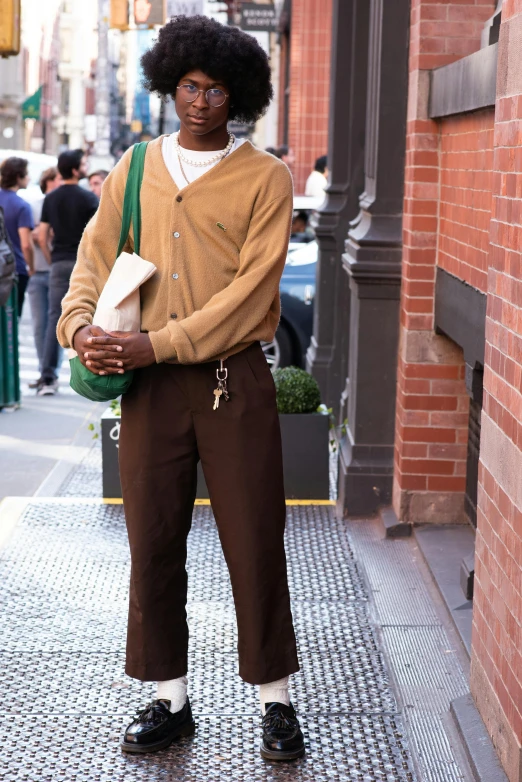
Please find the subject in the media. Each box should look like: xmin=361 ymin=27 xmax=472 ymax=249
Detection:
xmin=73 ymin=325 xmax=156 ymax=375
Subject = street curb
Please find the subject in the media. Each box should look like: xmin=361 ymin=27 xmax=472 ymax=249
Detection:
xmin=450 ymin=694 xmax=508 ymax=782
xmin=34 ymin=401 xmax=104 ymax=498
xmin=3 ymin=496 xmax=337 ymax=507
xmin=95 ymin=498 xmax=337 ymax=505
xmin=0 ymin=497 xmax=31 ymax=551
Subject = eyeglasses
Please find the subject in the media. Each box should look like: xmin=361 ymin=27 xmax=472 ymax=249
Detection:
xmin=176 ymin=83 xmax=229 ymax=108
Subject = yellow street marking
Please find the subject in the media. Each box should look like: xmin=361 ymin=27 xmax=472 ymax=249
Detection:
xmin=286 ymin=500 xmax=335 ymax=505
xmin=103 ymin=498 xmax=335 ymax=506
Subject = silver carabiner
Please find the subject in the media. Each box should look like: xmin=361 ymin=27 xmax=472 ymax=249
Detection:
xmin=216 ymin=359 xmax=228 ymax=381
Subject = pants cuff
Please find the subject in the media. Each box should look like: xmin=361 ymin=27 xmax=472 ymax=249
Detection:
xmin=239 ymin=655 xmax=300 ymax=686
xmin=125 ymin=657 xmax=188 ymax=682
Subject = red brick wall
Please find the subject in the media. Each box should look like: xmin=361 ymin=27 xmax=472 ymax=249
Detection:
xmin=439 ymin=111 xmax=495 ymax=294
xmin=393 ymin=0 xmax=495 ymax=524
xmin=395 ymin=357 xmax=468 ymax=503
xmin=471 ymin=6 xmax=522 ymax=779
xmin=410 ymin=0 xmax=495 ymax=70
xmin=284 ymin=0 xmax=332 ymax=194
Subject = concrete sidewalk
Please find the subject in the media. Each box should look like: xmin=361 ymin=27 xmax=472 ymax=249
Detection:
xmin=1 ymin=497 xmax=419 ymax=782
xmin=0 ymin=483 xmax=494 ymax=782
xmin=0 ymin=310 xmax=103 ymax=499
xmin=0 ymin=445 xmax=485 ymax=782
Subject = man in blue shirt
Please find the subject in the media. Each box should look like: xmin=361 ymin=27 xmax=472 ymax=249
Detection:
xmin=0 ymin=157 xmax=34 ymax=316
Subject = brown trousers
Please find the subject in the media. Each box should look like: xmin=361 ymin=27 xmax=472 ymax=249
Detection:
xmin=119 ymin=342 xmax=299 ymax=685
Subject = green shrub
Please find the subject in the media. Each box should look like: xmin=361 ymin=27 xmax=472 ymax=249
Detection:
xmin=273 ymin=366 xmax=322 ymax=414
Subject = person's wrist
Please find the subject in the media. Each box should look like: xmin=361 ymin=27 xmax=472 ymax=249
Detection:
xmin=141 ymin=333 xmax=156 ymax=365
xmin=72 ymin=324 xmax=89 ymax=352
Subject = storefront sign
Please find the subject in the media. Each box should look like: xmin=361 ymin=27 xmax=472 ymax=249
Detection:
xmin=167 ymin=0 xmax=204 ymax=16
xmin=22 ymin=86 xmax=42 ymax=121
xmin=240 ymin=3 xmax=278 ymax=33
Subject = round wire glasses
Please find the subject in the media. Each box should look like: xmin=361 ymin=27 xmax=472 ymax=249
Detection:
xmin=176 ymin=84 xmax=229 ymax=108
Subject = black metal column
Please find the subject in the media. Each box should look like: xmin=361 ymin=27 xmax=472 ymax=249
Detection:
xmin=306 ymin=0 xmax=370 ymax=416
xmin=338 ymin=0 xmax=410 ymax=517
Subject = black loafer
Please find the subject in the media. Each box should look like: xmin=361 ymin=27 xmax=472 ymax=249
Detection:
xmin=260 ymin=701 xmax=305 ymax=761
xmin=121 ymin=698 xmax=195 ymax=754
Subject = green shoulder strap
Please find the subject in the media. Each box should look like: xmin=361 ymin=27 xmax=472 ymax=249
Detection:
xmin=116 ymin=141 xmax=148 ymax=258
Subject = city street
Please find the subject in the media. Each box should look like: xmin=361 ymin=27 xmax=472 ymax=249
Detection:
xmin=2 ymin=1 xmax=522 ymax=779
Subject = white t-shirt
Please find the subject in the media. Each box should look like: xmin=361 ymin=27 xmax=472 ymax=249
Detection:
xmin=162 ymin=133 xmax=247 ymax=189
xmin=305 ymin=169 xmax=327 ymax=197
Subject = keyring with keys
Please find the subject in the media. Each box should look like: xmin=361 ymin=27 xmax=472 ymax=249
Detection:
xmin=213 ymin=360 xmax=230 ymax=410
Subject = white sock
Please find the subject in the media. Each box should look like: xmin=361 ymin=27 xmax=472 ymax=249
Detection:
xmin=156 ymin=676 xmax=188 ymax=713
xmin=259 ymin=676 xmax=290 ymax=715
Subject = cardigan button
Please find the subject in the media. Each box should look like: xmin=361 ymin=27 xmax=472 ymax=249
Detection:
xmin=170 ymin=313 xmax=178 ymax=319
xmin=176 ymin=195 xmax=182 ymax=202
xmin=173 ymin=231 xmax=180 ymax=238
xmin=172 ymin=273 xmax=179 ymax=280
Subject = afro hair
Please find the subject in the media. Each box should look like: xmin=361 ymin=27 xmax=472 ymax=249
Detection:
xmin=141 ymin=15 xmax=273 ymax=125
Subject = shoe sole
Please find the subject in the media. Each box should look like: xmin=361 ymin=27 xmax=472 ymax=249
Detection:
xmin=120 ymin=720 xmax=196 ymax=754
xmin=260 ymin=743 xmax=306 ymax=761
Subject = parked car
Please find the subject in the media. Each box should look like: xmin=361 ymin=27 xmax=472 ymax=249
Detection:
xmin=0 ymin=149 xmax=58 ymax=204
xmin=262 ymin=195 xmax=323 ymax=369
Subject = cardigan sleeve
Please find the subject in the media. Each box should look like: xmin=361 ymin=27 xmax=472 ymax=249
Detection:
xmin=56 ymin=149 xmax=132 ymax=349
xmin=148 ymin=178 xmax=293 ymax=364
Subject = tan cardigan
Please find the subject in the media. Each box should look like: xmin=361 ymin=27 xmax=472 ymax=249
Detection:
xmin=57 ymin=136 xmax=293 ymax=364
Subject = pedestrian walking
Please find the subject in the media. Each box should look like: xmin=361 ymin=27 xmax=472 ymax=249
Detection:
xmin=36 ymin=149 xmax=98 ymax=396
xmin=277 ymin=144 xmax=296 ymax=170
xmin=0 ymin=206 xmax=16 ymax=307
xmin=57 ymin=14 xmax=305 ymax=762
xmin=26 ymin=167 xmax=61 ymax=385
xmin=305 ymin=155 xmax=328 ymax=197
xmin=291 ymin=209 xmax=315 ymax=243
xmin=0 ymin=157 xmax=34 ymax=316
xmin=88 ymin=169 xmax=109 ymax=199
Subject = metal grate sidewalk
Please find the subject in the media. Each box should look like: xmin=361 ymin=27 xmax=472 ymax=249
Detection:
xmin=0 ymin=501 xmax=417 ymax=782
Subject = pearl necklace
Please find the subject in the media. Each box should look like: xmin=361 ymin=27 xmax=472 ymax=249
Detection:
xmin=174 ymin=131 xmax=235 ymax=167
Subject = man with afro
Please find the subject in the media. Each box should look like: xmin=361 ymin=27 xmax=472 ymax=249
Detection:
xmin=58 ymin=15 xmax=305 ymax=762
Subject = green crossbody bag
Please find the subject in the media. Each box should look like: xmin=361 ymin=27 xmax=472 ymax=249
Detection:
xmin=69 ymin=142 xmax=148 ymax=402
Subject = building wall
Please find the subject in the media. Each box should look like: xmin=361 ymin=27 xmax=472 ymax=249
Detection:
xmin=285 ymin=0 xmax=332 ymax=193
xmin=392 ymin=2 xmax=522 ymax=777
xmin=471 ymin=5 xmax=522 ymax=779
xmin=393 ymin=0 xmax=495 ymax=524
xmin=409 ymin=0 xmax=495 ymax=70
xmin=438 ymin=111 xmax=494 ymax=293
